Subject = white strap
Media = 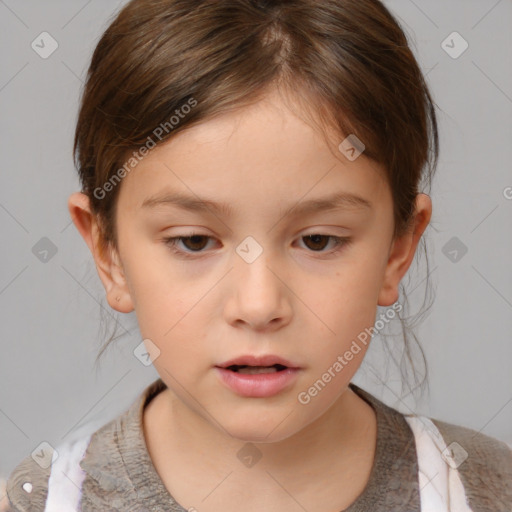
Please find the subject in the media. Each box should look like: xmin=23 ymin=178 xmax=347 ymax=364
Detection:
xmin=404 ymin=415 xmax=474 ymax=512
xmin=44 ymin=434 xmax=91 ymax=511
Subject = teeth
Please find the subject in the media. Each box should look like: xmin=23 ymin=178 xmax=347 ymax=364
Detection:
xmin=236 ymin=366 xmax=279 ymax=374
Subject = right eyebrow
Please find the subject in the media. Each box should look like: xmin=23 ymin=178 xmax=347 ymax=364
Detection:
xmin=141 ymin=191 xmax=235 ymax=217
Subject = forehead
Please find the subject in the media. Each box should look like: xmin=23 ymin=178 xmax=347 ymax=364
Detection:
xmin=116 ymin=91 xmax=389 ymax=215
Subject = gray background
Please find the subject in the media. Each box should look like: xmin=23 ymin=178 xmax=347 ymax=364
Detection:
xmin=1 ymin=0 xmax=511 ymax=483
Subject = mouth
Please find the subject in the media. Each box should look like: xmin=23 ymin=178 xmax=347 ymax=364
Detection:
xmin=224 ymin=364 xmax=289 ymax=374
xmin=216 ymin=354 xmax=299 ymax=371
xmin=215 ymin=355 xmax=301 ymax=398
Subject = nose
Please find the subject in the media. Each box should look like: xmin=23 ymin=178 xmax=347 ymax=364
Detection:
xmin=223 ymin=248 xmax=292 ymax=332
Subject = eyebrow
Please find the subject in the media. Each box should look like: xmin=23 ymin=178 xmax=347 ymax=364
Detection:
xmin=141 ymin=190 xmax=372 ymax=218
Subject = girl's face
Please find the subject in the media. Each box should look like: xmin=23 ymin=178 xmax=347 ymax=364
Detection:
xmin=73 ymin=89 xmax=430 ymax=442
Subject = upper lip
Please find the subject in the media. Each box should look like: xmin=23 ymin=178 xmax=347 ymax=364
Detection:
xmin=216 ymin=355 xmax=299 ymax=369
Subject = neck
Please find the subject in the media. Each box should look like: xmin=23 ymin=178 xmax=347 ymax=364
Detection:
xmin=145 ymin=383 xmax=377 ymax=505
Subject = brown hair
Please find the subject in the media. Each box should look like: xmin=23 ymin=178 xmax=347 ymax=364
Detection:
xmin=74 ymin=0 xmax=439 ymax=396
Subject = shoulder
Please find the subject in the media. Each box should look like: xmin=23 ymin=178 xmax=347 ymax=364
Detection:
xmin=5 ymin=379 xmax=164 ymax=511
xmin=431 ymin=417 xmax=512 ymax=510
xmin=5 ymin=450 xmax=53 ymax=511
xmin=4 ymin=418 xmax=113 ymax=511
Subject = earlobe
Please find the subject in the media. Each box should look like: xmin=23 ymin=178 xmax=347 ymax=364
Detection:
xmin=378 ymin=194 xmax=432 ymax=307
xmin=67 ymin=192 xmax=135 ymax=313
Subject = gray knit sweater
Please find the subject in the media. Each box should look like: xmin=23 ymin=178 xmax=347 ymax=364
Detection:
xmin=6 ymin=378 xmax=512 ymax=511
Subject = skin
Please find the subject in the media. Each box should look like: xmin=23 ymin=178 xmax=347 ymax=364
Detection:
xmin=68 ymin=87 xmax=431 ymax=511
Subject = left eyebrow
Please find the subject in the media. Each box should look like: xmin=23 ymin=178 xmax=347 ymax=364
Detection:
xmin=141 ymin=190 xmax=373 ymax=218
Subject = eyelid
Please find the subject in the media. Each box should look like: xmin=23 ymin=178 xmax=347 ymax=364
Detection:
xmin=162 ymin=231 xmax=351 ymax=259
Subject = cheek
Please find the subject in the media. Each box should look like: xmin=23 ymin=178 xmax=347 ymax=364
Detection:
xmin=307 ymin=264 xmax=384 ymax=337
xmin=300 ymin=256 xmax=385 ymax=377
xmin=121 ymin=245 xmax=200 ymax=328
xmin=126 ymin=270 xmax=212 ymax=365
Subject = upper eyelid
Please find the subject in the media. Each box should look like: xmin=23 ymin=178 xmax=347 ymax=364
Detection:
xmin=165 ymin=233 xmax=349 ymax=252
xmin=166 ymin=232 xmax=346 ymax=242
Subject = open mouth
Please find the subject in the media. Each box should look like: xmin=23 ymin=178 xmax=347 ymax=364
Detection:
xmin=216 ymin=361 xmax=300 ymax=397
xmin=226 ymin=364 xmax=288 ymax=374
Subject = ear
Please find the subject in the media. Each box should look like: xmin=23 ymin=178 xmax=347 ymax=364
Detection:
xmin=67 ymin=192 xmax=134 ymax=313
xmin=378 ymin=193 xmax=432 ymax=306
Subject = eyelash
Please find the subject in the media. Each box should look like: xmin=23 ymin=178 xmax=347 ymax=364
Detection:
xmin=162 ymin=233 xmax=351 ymax=259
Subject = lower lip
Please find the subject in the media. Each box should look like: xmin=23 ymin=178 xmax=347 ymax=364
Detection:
xmin=215 ymin=367 xmax=300 ymax=398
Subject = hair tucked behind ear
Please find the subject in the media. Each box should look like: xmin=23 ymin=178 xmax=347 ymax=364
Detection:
xmin=74 ymin=0 xmax=439 ymax=399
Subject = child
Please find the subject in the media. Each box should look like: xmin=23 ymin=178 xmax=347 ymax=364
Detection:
xmin=5 ymin=0 xmax=511 ymax=510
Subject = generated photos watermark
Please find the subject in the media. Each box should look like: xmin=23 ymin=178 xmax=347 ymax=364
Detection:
xmin=93 ymin=97 xmax=197 ymax=200
xmin=297 ymin=301 xmax=403 ymax=405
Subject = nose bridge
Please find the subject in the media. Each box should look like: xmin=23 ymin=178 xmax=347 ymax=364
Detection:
xmin=235 ymin=237 xmax=279 ymax=299
xmin=226 ymin=236 xmax=291 ymax=328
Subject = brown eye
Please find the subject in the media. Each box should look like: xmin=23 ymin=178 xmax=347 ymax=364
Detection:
xmin=302 ymin=234 xmax=331 ymax=251
xmin=178 ymin=235 xmax=210 ymax=251
xmin=299 ymin=235 xmax=350 ymax=254
xmin=164 ymin=234 xmax=213 ymax=256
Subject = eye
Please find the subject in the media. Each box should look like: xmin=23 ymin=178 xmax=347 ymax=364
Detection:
xmin=163 ymin=234 xmax=214 ymax=255
xmin=163 ymin=233 xmax=351 ymax=259
xmin=298 ymin=234 xmax=350 ymax=253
